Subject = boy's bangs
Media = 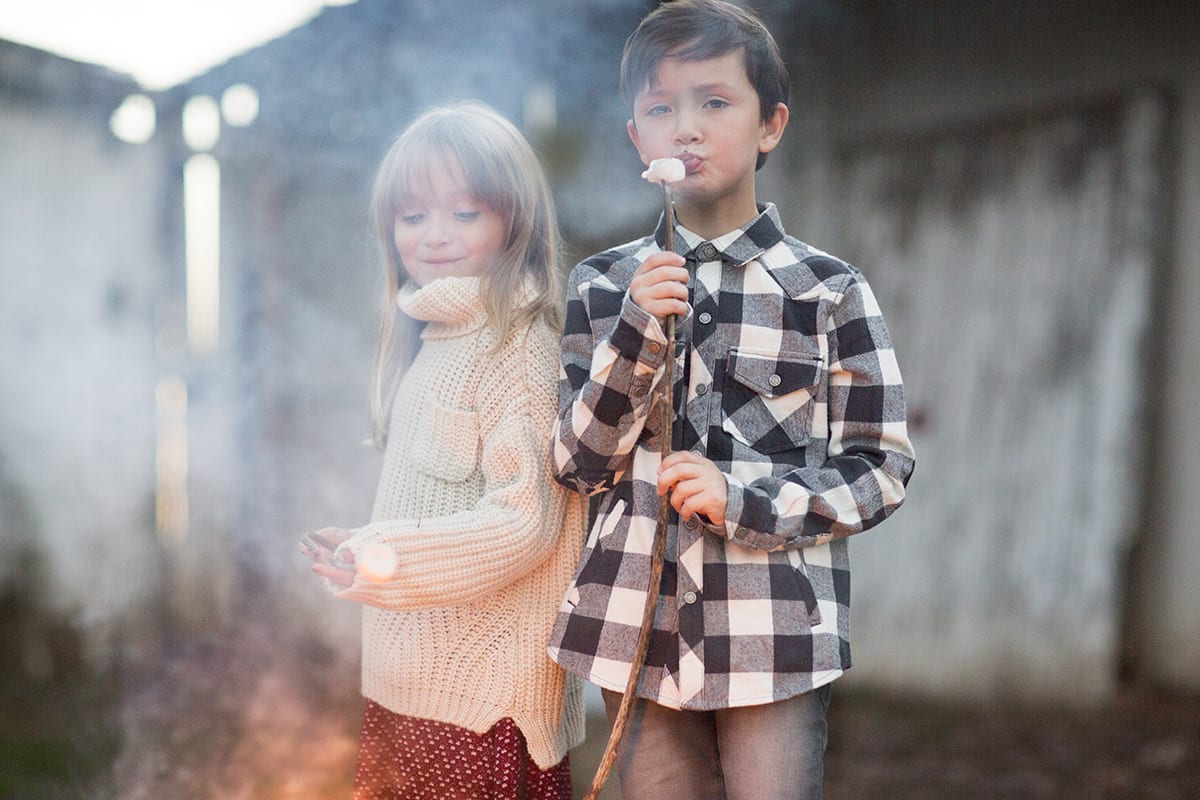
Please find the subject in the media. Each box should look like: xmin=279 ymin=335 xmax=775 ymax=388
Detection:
xmin=669 ymin=33 xmax=738 ymax=65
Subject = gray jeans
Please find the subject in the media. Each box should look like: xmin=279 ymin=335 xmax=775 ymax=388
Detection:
xmin=601 ymin=685 xmax=831 ymax=800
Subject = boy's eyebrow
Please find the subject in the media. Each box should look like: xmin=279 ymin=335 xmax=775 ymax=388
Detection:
xmin=692 ymin=81 xmax=738 ymax=95
xmin=640 ymin=79 xmax=740 ymax=100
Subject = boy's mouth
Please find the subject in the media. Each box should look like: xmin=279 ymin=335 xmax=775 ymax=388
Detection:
xmin=677 ymin=153 xmax=703 ymax=173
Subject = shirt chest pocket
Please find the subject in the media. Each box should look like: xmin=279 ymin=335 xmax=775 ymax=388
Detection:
xmin=721 ymin=346 xmax=822 ymax=454
xmin=412 ymin=398 xmax=480 ymax=482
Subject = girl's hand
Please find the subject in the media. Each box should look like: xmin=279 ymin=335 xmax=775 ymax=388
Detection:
xmin=657 ymin=451 xmax=727 ymax=528
xmin=629 ymin=251 xmax=688 ymax=323
xmin=299 ymin=527 xmax=356 ymax=588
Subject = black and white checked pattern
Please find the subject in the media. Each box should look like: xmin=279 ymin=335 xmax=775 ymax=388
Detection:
xmin=547 ymin=204 xmax=915 ymax=711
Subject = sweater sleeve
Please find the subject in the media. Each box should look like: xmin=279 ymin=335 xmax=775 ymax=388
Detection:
xmin=333 ymin=326 xmax=571 ymax=609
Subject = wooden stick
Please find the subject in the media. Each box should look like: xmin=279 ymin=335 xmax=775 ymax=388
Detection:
xmin=583 ymin=186 xmax=676 ymax=800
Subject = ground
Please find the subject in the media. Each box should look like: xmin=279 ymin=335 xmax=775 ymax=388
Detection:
xmin=823 ymin=686 xmax=1200 ymax=799
xmin=570 ymin=685 xmax=1200 ymax=800
xmin=3 ymin=607 xmax=1199 ymax=799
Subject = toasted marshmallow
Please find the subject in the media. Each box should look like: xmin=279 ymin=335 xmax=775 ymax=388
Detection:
xmin=641 ymin=157 xmax=686 ymax=185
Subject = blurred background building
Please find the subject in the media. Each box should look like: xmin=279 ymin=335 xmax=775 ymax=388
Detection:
xmin=2 ymin=0 xmax=1198 ymax=797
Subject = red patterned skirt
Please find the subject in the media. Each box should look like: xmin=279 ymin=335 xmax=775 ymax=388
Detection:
xmin=352 ymin=700 xmax=572 ymax=800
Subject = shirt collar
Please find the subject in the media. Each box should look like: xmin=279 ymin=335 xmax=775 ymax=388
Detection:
xmin=654 ymin=203 xmax=787 ymax=266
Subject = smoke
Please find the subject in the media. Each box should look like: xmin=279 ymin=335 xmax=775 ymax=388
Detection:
xmin=0 ymin=95 xmax=162 ymax=659
xmin=2 ymin=0 xmax=797 ymax=794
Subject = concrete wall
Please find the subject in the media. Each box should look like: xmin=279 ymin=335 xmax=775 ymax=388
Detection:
xmin=767 ymin=0 xmax=1200 ymax=698
xmin=1127 ymin=60 xmax=1200 ymax=691
xmin=0 ymin=42 xmax=167 ymax=662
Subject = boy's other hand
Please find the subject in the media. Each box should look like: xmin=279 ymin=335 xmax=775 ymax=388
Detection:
xmin=630 ymin=251 xmax=689 ymax=324
xmin=657 ymin=451 xmax=727 ymax=529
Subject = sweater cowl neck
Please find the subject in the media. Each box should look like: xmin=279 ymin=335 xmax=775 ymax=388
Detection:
xmin=398 ymin=276 xmax=488 ymax=335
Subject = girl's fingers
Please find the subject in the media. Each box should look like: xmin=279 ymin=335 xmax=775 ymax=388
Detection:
xmin=315 ymin=526 xmax=351 ymax=545
xmin=313 ymin=562 xmax=355 ymax=587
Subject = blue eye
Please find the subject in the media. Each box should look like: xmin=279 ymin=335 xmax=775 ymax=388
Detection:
xmin=704 ymin=98 xmax=729 ymax=110
xmin=454 ymin=211 xmax=481 ymax=222
xmin=399 ymin=212 xmax=423 ymax=225
xmin=646 ymin=105 xmax=669 ymax=117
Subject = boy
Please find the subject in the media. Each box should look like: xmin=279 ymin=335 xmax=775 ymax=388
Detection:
xmin=547 ymin=1 xmax=915 ymax=798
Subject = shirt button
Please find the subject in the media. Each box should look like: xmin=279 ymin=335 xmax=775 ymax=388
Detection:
xmin=647 ymin=342 xmax=662 ymax=354
xmin=683 ymin=590 xmax=698 ymax=604
xmin=697 ymin=243 xmax=718 ymax=261
xmin=695 ymin=383 xmax=708 ymax=396
xmin=632 ymin=382 xmax=648 ymax=397
xmin=698 ymin=312 xmax=713 ymax=325
xmin=684 ymin=517 xmax=699 ymax=529
xmin=768 ymin=374 xmax=782 ymax=387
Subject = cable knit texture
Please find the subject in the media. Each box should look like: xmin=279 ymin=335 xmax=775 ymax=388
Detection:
xmin=334 ymin=275 xmax=586 ymax=769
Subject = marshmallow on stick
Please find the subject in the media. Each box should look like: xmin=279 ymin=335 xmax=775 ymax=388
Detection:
xmin=586 ymin=155 xmax=686 ymax=800
xmin=642 ymin=157 xmax=684 ymax=252
xmin=641 ymin=157 xmax=686 ymax=185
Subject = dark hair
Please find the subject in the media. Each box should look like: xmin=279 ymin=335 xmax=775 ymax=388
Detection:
xmin=620 ymin=0 xmax=789 ymax=167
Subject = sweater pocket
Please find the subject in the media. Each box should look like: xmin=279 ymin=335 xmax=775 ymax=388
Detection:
xmin=413 ymin=398 xmax=480 ymax=483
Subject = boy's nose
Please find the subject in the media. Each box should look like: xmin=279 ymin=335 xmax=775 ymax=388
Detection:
xmin=673 ymin=111 xmax=701 ymax=144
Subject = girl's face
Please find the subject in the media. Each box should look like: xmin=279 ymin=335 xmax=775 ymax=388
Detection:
xmin=393 ymin=158 xmax=506 ymax=287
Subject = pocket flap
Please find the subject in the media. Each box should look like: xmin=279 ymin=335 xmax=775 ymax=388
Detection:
xmin=727 ymin=348 xmax=821 ymax=397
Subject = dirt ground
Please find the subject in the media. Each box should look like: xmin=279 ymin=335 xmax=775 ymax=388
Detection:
xmin=822 ymin=686 xmax=1200 ymax=800
xmin=569 ymin=686 xmax=1200 ymax=800
xmin=4 ymin=606 xmax=1199 ymax=799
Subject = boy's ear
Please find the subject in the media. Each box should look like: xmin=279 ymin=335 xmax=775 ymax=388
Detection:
xmin=758 ymin=103 xmax=789 ymax=155
xmin=627 ymin=119 xmax=651 ymax=167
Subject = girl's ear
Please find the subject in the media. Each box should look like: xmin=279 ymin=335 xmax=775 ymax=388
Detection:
xmin=758 ymin=102 xmax=789 ymax=155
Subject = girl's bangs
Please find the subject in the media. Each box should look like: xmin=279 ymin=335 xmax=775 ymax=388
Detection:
xmin=388 ymin=125 xmax=509 ymax=217
xmin=446 ymin=136 xmax=509 ymax=215
xmin=387 ymin=139 xmax=441 ymax=212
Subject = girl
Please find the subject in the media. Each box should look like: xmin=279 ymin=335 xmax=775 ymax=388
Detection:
xmin=300 ymin=102 xmax=585 ymax=799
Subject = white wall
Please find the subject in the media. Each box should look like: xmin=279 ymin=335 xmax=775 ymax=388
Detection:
xmin=0 ymin=80 xmax=166 ymax=661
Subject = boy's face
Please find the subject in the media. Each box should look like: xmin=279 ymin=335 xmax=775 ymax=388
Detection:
xmin=627 ymin=50 xmax=787 ymax=226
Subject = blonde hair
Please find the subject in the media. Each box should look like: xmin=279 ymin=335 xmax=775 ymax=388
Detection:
xmin=368 ymin=101 xmax=563 ymax=447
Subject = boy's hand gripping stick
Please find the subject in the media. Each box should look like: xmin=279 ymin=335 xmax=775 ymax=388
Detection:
xmin=585 ymin=157 xmax=686 ymax=800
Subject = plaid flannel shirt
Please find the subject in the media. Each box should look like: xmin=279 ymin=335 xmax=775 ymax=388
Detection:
xmin=546 ymin=204 xmax=915 ymax=711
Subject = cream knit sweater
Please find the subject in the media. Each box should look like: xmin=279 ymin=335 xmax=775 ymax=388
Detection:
xmin=333 ymin=275 xmax=586 ymax=769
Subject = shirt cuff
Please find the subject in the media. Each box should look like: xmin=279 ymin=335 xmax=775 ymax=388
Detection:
xmin=722 ymin=474 xmax=794 ymax=551
xmin=723 ymin=475 xmax=749 ymax=543
xmin=609 ymin=293 xmax=670 ymax=366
